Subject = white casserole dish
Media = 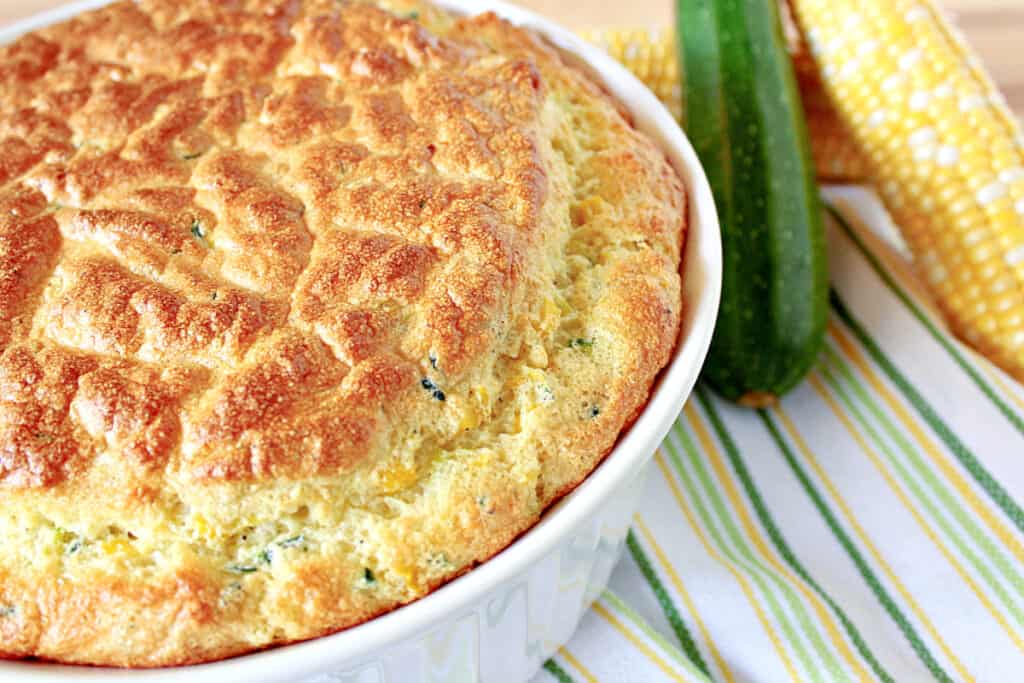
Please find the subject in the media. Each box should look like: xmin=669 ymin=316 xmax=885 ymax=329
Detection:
xmin=0 ymin=1 xmax=722 ymax=680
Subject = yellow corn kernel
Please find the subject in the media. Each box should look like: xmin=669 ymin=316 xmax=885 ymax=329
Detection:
xmin=527 ymin=343 xmax=549 ymax=368
xmin=466 ymin=450 xmax=494 ymax=468
xmin=101 ymin=538 xmax=132 ymax=556
xmin=378 ymin=461 xmax=418 ymax=493
xmin=524 ymin=368 xmax=545 ymax=383
xmin=540 ymin=295 xmax=561 ymax=335
xmin=457 ymin=403 xmax=481 ymax=432
xmin=191 ymin=514 xmax=217 ymax=541
xmin=390 ymin=561 xmax=420 ymax=592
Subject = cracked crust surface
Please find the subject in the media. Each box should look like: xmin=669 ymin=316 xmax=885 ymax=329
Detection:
xmin=0 ymin=0 xmax=685 ymax=667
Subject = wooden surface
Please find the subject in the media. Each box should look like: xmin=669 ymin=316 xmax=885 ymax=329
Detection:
xmin=0 ymin=0 xmax=1021 ymax=116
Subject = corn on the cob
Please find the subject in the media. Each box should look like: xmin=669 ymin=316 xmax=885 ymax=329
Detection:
xmin=787 ymin=17 xmax=872 ymax=182
xmin=787 ymin=0 xmax=1024 ymax=381
xmin=585 ymin=2 xmax=1024 ymax=383
xmin=581 ymin=28 xmax=683 ymax=122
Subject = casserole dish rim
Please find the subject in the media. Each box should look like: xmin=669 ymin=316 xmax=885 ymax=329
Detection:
xmin=0 ymin=1 xmax=722 ymax=679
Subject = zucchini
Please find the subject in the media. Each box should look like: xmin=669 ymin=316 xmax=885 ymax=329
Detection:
xmin=676 ymin=0 xmax=827 ymax=406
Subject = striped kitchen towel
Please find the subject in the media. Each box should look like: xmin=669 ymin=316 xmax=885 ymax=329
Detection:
xmin=534 ymin=187 xmax=1024 ymax=682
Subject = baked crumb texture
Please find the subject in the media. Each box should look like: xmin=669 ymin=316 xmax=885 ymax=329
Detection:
xmin=0 ymin=0 xmax=685 ymax=667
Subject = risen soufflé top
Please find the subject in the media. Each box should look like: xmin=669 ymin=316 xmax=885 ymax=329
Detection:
xmin=0 ymin=0 xmax=685 ymax=666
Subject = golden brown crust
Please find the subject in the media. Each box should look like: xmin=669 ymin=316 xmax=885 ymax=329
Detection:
xmin=0 ymin=0 xmax=685 ymax=667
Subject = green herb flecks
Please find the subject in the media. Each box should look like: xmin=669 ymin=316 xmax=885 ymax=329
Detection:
xmin=406 ymin=10 xmax=420 ymax=20
xmin=428 ymin=351 xmax=439 ymax=370
xmin=279 ymin=535 xmax=305 ymax=548
xmin=190 ymin=219 xmax=209 ymax=248
xmin=568 ymin=338 xmax=594 ymax=351
xmin=226 ymin=545 xmax=275 ymax=575
xmin=420 ymin=377 xmax=446 ymax=401
xmin=477 ymin=496 xmax=494 ymax=514
xmin=363 ymin=568 xmax=376 ymax=584
xmin=0 ymin=605 xmax=14 ymax=618
xmin=181 ymin=151 xmax=204 ymax=161
xmin=588 ymin=405 xmax=601 ymax=418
